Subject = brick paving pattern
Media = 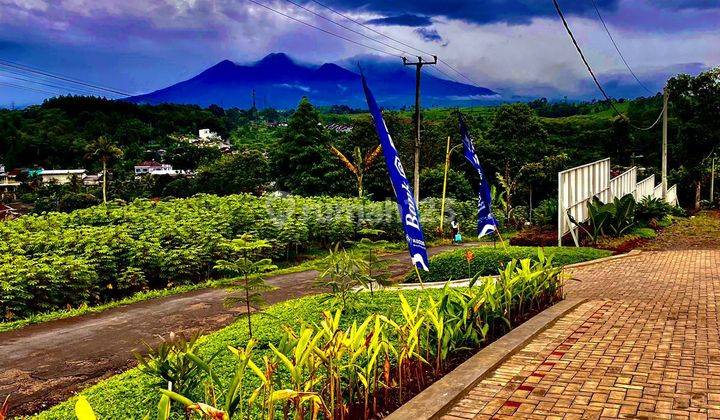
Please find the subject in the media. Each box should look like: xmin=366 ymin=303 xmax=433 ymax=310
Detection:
xmin=442 ymin=250 xmax=720 ymax=419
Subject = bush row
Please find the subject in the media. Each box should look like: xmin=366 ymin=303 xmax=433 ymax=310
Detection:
xmin=0 ymin=194 xmax=476 ymax=321
xmin=407 ymin=246 xmax=611 ymax=283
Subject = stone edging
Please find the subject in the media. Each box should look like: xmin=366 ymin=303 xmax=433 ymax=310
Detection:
xmin=385 ymin=297 xmax=587 ymax=420
xmin=561 ymin=249 xmax=641 ymax=269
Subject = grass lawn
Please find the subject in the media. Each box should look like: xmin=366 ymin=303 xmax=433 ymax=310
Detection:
xmin=33 ymin=288 xmax=464 ymax=419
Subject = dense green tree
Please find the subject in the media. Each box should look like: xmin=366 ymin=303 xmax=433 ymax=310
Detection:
xmin=667 ymin=68 xmax=720 ymax=208
xmin=484 ymin=103 xmax=549 ymax=175
xmin=196 ymin=150 xmax=272 ymax=196
xmin=420 ymin=165 xmax=474 ymax=201
xmin=273 ymin=98 xmax=342 ymax=196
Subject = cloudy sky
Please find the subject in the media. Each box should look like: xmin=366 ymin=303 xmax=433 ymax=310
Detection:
xmin=0 ymin=0 xmax=718 ymax=106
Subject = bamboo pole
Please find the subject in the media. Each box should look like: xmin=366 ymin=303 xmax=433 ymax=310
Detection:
xmin=439 ymin=136 xmax=451 ymax=235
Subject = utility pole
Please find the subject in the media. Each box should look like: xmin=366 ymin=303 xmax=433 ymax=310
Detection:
xmin=711 ymin=153 xmax=716 ymax=203
xmin=403 ymin=55 xmax=438 ymax=203
xmin=251 ymin=89 xmax=257 ymax=121
xmin=661 ymin=86 xmax=669 ymax=200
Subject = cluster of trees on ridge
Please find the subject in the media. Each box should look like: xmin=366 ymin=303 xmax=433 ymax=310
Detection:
xmin=0 ymin=67 xmax=717 ymax=215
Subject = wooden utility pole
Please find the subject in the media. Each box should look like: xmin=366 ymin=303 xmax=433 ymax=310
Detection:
xmin=661 ymin=87 xmax=669 ymax=200
xmin=403 ymin=55 xmax=438 ymax=203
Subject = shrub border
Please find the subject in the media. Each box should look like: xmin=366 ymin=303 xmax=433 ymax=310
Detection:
xmin=386 ymin=297 xmax=587 ymax=420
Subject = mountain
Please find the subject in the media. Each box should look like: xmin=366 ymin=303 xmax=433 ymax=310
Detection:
xmin=126 ymin=53 xmax=497 ymax=109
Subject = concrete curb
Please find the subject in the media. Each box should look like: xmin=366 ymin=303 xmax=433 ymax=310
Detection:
xmin=562 ymin=249 xmax=642 ymax=270
xmin=385 ymin=297 xmax=587 ymax=420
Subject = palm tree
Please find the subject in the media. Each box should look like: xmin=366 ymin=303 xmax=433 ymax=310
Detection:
xmin=85 ymin=136 xmax=122 ymax=204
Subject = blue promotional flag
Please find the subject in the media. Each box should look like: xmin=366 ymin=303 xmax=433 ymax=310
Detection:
xmin=458 ymin=113 xmax=498 ymax=238
xmin=362 ymin=76 xmax=429 ymax=271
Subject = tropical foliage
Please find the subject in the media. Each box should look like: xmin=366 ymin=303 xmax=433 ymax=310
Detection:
xmin=0 ymin=194 xmax=475 ymax=322
xmin=60 ymin=253 xmax=564 ymax=420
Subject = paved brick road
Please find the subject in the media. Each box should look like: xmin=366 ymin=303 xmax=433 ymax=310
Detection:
xmin=443 ymin=250 xmax=720 ymax=419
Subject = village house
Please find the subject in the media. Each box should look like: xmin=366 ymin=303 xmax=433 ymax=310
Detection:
xmin=134 ymin=160 xmax=173 ymax=175
xmin=134 ymin=161 xmax=191 ymax=177
xmin=175 ymin=129 xmax=233 ymax=153
xmin=37 ymin=169 xmax=87 ymax=184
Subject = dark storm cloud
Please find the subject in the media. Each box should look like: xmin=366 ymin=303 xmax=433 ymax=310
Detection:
xmin=414 ymin=28 xmax=445 ymax=44
xmin=364 ymin=14 xmax=432 ymax=27
xmin=335 ymin=0 xmax=620 ymax=26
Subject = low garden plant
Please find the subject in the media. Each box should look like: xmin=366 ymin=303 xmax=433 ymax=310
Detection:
xmin=405 ymin=245 xmax=610 ymax=283
xmin=36 ymin=252 xmax=566 ymax=420
xmin=0 ymin=194 xmax=476 ymax=323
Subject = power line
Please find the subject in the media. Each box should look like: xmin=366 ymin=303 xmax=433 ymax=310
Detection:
xmin=245 ymin=0 xmax=402 ymax=58
xmin=0 ymin=70 xmax=95 ymax=96
xmin=305 ymin=0 xmax=484 ymax=88
xmin=0 ymin=59 xmax=132 ymax=96
xmin=280 ymin=0 xmax=426 ymax=59
xmin=307 ymin=0 xmax=435 ymax=57
xmin=589 ymin=0 xmax=653 ymax=95
xmin=0 ymin=81 xmax=58 ymax=96
xmin=551 ymin=0 xmax=663 ymax=131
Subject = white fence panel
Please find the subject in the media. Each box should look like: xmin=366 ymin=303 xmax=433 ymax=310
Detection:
xmin=636 ymin=175 xmax=655 ymax=199
xmin=653 ymin=184 xmax=663 ymax=199
xmin=558 ymin=158 xmax=611 ymax=246
xmin=610 ymin=167 xmax=637 ymax=199
xmin=667 ymin=185 xmax=679 ymax=206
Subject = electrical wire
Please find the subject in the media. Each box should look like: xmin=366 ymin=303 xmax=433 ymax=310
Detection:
xmin=0 ymin=70 xmax=96 ymax=96
xmin=0 ymin=59 xmax=132 ymax=96
xmin=589 ymin=0 xmax=653 ymax=95
xmin=280 ymin=0 xmax=426 ymax=59
xmin=551 ymin=0 xmax=664 ymax=131
xmin=0 ymin=81 xmax=59 ymax=96
xmin=245 ymin=0 xmax=402 ymax=58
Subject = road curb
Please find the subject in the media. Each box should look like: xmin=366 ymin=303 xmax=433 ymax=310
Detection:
xmin=562 ymin=249 xmax=642 ymax=270
xmin=385 ymin=297 xmax=587 ymax=420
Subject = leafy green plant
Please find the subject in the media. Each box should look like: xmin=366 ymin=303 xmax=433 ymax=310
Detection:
xmin=531 ymin=198 xmax=558 ymax=228
xmin=354 ymin=229 xmax=393 ymax=296
xmin=635 ymin=196 xmax=673 ymax=224
xmin=314 ymin=243 xmax=367 ymax=310
xmin=214 ymin=235 xmax=278 ymax=337
xmin=567 ymin=193 xmax=637 ymax=243
xmin=133 ymin=331 xmax=212 ymax=396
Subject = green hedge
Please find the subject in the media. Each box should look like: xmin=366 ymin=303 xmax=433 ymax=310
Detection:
xmin=0 ymin=194 xmax=475 ymax=322
xmin=407 ymin=246 xmax=611 ymax=283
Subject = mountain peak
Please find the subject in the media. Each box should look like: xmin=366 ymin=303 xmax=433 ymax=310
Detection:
xmin=128 ymin=52 xmax=497 ymax=109
xmin=256 ymin=53 xmax=295 ymax=67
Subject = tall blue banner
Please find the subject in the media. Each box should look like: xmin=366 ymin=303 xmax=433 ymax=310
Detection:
xmin=458 ymin=113 xmax=498 ymax=238
xmin=362 ymin=76 xmax=429 ymax=271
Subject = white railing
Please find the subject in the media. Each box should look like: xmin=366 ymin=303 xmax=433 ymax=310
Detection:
xmin=559 ymin=160 xmax=679 ymax=247
xmin=667 ymin=185 xmax=678 ymax=206
xmin=558 ymin=158 xmax=611 ymax=247
xmin=610 ymin=167 xmax=637 ymax=199
xmin=653 ymin=184 xmax=663 ymax=199
xmin=636 ymin=175 xmax=655 ymax=199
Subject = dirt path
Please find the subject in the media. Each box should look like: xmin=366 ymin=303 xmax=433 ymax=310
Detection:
xmin=0 ymin=243 xmax=469 ymax=415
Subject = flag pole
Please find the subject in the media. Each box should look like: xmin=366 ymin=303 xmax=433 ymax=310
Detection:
xmin=439 ymin=136 xmax=451 ymax=236
xmin=414 ymin=265 xmax=425 ymax=289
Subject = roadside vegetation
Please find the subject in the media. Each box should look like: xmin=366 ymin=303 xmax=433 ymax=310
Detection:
xmin=406 ymin=246 xmax=610 ymax=283
xmin=0 ymin=194 xmax=477 ymax=325
xmin=37 ymin=252 xmax=565 ymax=420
